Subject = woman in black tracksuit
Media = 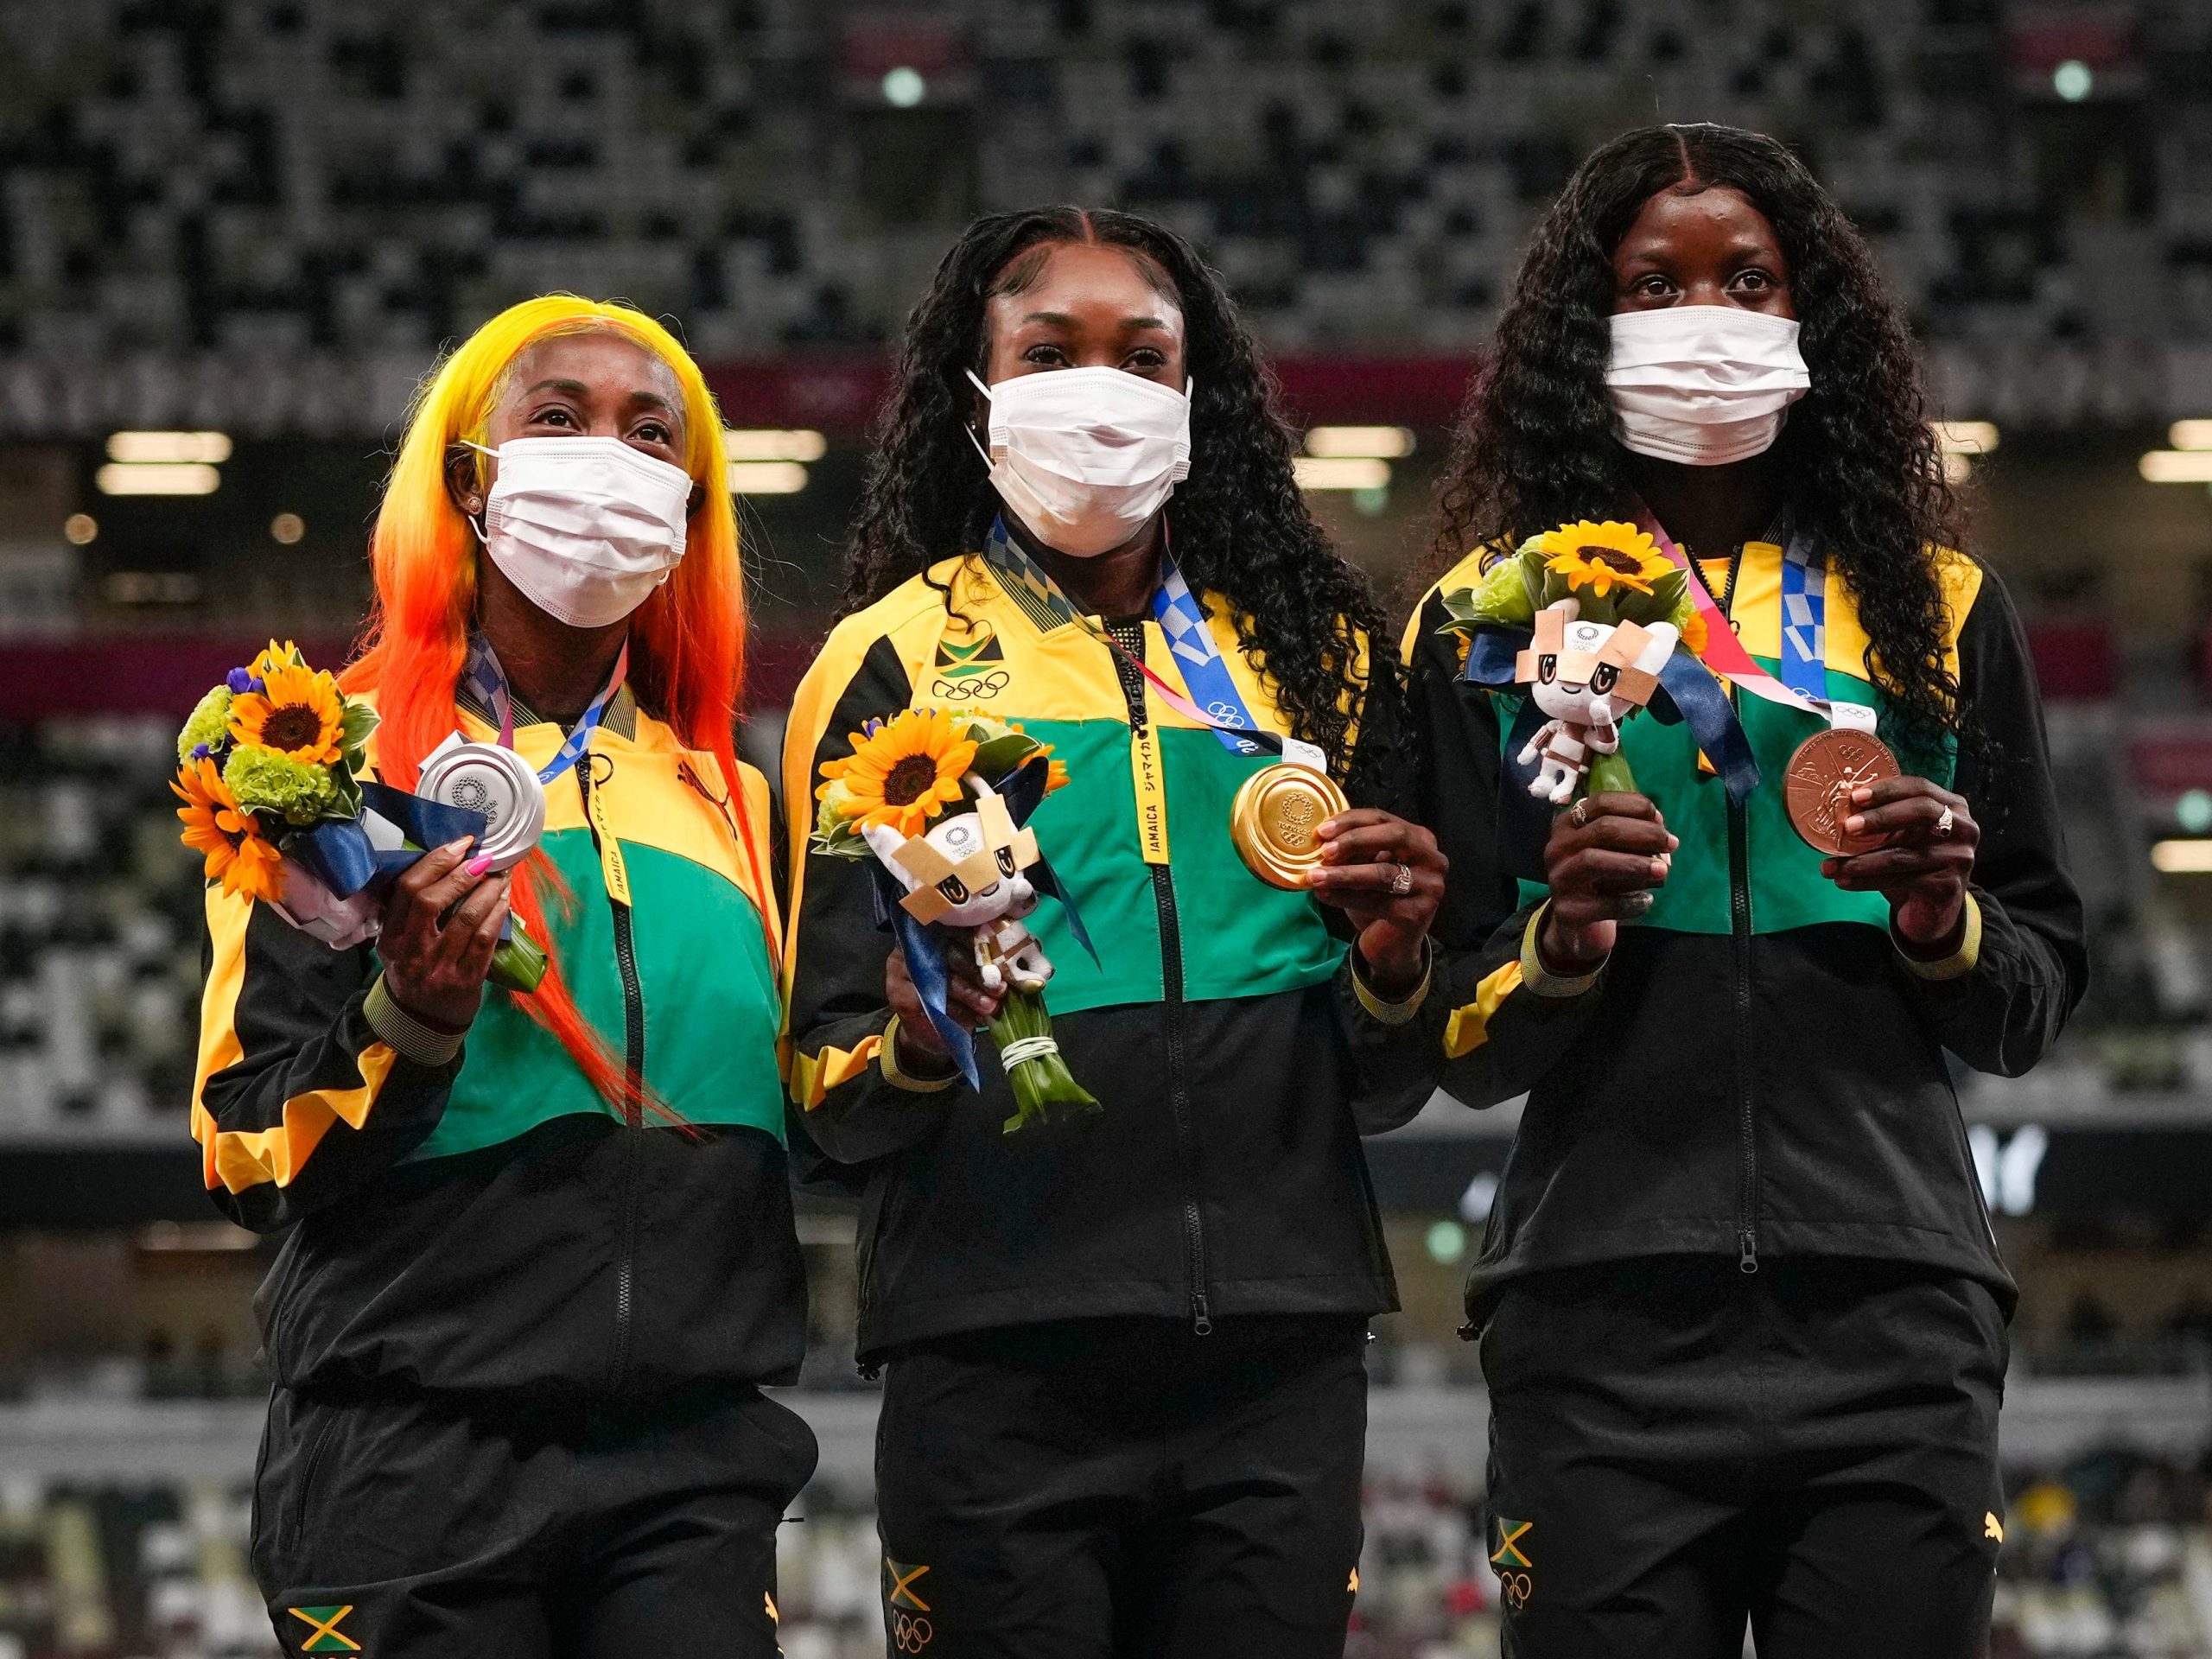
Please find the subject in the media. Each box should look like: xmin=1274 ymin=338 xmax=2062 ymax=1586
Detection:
xmin=782 ymin=207 xmax=1447 ymax=1657
xmin=1405 ymin=125 xmax=2086 ymax=1656
xmin=193 ymin=301 xmax=811 ymax=1656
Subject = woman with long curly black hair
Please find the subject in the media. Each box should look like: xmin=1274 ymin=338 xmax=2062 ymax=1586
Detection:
xmin=784 ymin=206 xmax=1447 ymax=1658
xmin=1404 ymin=126 xmax=2085 ymax=1654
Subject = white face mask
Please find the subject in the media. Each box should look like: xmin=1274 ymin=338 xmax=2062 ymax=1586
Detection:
xmin=967 ymin=366 xmax=1192 ymax=557
xmin=1605 ymin=305 xmax=1810 ymax=467
xmin=467 ymin=435 xmax=693 ymax=628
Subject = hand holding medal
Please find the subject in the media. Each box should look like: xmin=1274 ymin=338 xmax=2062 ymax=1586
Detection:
xmin=1306 ymin=806 xmax=1448 ymax=994
xmin=1815 ymin=771 xmax=1979 ymax=954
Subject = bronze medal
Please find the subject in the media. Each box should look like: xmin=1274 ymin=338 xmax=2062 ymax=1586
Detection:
xmin=1231 ymin=762 xmax=1350 ymax=889
xmin=1785 ymin=727 xmax=1900 ymax=855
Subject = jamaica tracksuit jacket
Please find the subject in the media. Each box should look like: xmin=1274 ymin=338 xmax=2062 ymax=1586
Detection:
xmin=190 ymin=688 xmax=811 ymax=1656
xmin=1404 ymin=537 xmax=2088 ymax=1654
xmin=782 ymin=552 xmax=1441 ymax=1656
xmin=1404 ymin=538 xmax=2085 ymax=1304
xmin=783 ymin=553 xmax=1443 ymax=1357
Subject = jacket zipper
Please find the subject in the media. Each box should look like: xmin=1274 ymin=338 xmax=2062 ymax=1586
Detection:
xmin=1727 ymin=797 xmax=1757 ymax=1273
xmin=1710 ymin=543 xmax=1759 ymax=1274
xmin=579 ymin=755 xmax=647 ymax=1387
xmin=1107 ymin=620 xmax=1211 ymax=1335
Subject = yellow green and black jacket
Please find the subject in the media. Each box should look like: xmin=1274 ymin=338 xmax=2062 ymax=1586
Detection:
xmin=190 ymin=688 xmax=805 ymax=1400
xmin=781 ymin=555 xmax=1441 ymax=1359
xmin=1404 ymin=537 xmax=2086 ymax=1316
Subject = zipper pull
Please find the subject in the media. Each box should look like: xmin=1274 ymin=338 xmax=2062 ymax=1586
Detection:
xmin=1738 ymin=1230 xmax=1759 ymax=1274
xmin=1192 ymin=1293 xmax=1213 ymax=1337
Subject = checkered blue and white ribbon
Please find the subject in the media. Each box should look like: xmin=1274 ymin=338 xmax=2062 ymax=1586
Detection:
xmin=1634 ymin=509 xmax=1876 ymax=735
xmin=1777 ymin=529 xmax=1827 ymax=705
xmin=980 ymin=518 xmax=1312 ymax=763
xmin=1150 ymin=556 xmax=1269 ymax=757
xmin=461 ymin=633 xmax=628 ymax=785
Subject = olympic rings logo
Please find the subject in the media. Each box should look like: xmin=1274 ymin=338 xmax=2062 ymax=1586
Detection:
xmin=932 ymin=670 xmax=1010 ymax=700
xmin=1499 ymin=1571 xmax=1534 ymax=1611
xmin=892 ymin=1610 xmax=934 ymax=1652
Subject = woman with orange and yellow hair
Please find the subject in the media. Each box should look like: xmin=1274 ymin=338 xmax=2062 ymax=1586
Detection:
xmin=188 ymin=296 xmax=812 ymax=1656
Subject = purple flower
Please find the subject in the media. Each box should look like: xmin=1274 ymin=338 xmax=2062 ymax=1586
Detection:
xmin=191 ymin=743 xmax=211 ymax=760
xmin=226 ymin=668 xmax=254 ymax=694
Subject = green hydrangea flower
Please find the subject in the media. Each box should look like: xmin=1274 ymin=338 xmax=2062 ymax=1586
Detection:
xmin=176 ymin=685 xmax=234 ymax=765
xmin=811 ymin=779 xmax=871 ymax=856
xmin=223 ymin=742 xmax=338 ymax=826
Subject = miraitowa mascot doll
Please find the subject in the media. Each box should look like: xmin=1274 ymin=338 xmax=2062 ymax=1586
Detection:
xmin=863 ymin=779 xmax=1054 ymax=995
xmin=1517 ymin=604 xmax=1680 ymax=803
xmin=1440 ymin=519 xmax=1717 ymax=804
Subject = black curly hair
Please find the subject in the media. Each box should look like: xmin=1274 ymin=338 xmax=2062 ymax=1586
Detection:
xmin=1429 ymin=124 xmax=1965 ymax=755
xmin=842 ymin=206 xmax=1388 ymax=779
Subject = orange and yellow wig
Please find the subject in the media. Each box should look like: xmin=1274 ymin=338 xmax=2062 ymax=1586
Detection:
xmin=344 ymin=295 xmax=764 ymax=1122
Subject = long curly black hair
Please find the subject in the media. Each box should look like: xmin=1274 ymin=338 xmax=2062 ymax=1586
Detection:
xmin=843 ymin=206 xmax=1388 ymax=779
xmin=1429 ymin=124 xmax=1965 ymax=754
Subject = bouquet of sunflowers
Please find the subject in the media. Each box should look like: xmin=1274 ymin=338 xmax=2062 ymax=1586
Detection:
xmin=174 ymin=641 xmax=379 ymax=931
xmin=813 ymin=708 xmax=1096 ymax=1133
xmin=1440 ymin=520 xmax=1709 ymax=800
xmin=173 ymin=641 xmax=544 ymax=990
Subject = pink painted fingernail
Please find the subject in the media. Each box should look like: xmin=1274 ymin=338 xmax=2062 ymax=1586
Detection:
xmin=466 ymin=854 xmax=494 ymax=876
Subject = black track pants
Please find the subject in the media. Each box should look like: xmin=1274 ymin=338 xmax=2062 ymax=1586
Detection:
xmin=1479 ymin=1257 xmax=2007 ymax=1659
xmin=251 ymin=1382 xmax=817 ymax=1658
xmin=874 ymin=1315 xmax=1369 ymax=1659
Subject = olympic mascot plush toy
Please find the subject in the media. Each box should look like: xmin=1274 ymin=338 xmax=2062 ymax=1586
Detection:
xmin=862 ymin=777 xmax=1056 ymax=996
xmin=1516 ymin=602 xmax=1681 ymax=804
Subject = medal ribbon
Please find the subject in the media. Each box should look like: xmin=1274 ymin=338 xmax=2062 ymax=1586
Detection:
xmin=980 ymin=519 xmax=1328 ymax=772
xmin=462 ymin=634 xmax=630 ymax=784
xmin=1632 ymin=508 xmax=1876 ymax=735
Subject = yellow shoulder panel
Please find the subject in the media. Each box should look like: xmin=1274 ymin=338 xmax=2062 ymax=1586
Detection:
xmin=189 ymin=887 xmax=397 ymax=1193
xmin=1404 ymin=546 xmax=1497 ymax=664
xmin=1825 ymin=545 xmax=1986 ymax=687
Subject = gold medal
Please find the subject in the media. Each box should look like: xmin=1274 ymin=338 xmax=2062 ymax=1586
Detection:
xmin=1231 ymin=762 xmax=1350 ymax=889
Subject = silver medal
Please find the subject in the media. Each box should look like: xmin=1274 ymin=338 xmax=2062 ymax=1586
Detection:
xmin=418 ymin=735 xmax=547 ymax=871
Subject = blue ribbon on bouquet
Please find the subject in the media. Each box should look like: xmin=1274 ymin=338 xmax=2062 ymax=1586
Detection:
xmin=867 ymin=759 xmax=1096 ymax=1092
xmin=1459 ymin=626 xmax=1758 ymax=880
xmin=284 ymin=782 xmax=492 ymax=899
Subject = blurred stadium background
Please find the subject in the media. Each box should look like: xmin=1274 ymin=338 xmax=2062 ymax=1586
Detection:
xmin=1 ymin=0 xmax=2210 ymax=1653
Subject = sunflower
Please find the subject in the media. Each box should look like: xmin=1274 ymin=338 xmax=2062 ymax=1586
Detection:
xmin=173 ymin=757 xmax=284 ymax=903
xmin=817 ymin=709 xmax=979 ymax=838
xmin=227 ymin=655 xmax=346 ymax=766
xmin=1678 ymin=607 xmax=1710 ymax=658
xmin=1537 ymin=520 xmax=1672 ymax=600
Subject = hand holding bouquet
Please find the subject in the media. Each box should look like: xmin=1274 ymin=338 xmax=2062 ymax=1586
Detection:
xmin=813 ymin=709 xmax=1096 ymax=1133
xmin=173 ymin=641 xmax=544 ymax=991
